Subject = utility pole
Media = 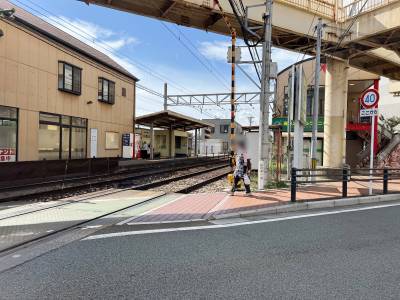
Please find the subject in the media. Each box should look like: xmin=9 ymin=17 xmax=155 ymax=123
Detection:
xmin=248 ymin=116 xmax=254 ymax=127
xmin=214 ymin=0 xmax=237 ymax=155
xmin=311 ymin=18 xmax=323 ymax=174
xmin=163 ymin=82 xmax=168 ymax=111
xmin=258 ymin=0 xmax=273 ymax=190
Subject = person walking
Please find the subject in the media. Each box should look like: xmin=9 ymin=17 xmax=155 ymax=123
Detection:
xmin=231 ymin=152 xmax=252 ymax=196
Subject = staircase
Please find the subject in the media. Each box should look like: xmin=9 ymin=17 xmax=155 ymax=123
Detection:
xmin=356 ymin=122 xmax=394 ymax=168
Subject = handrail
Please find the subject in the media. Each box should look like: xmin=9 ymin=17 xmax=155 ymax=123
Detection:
xmin=275 ymin=0 xmax=396 ymax=22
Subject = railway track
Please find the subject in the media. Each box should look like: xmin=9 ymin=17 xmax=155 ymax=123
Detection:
xmin=0 ymin=163 xmax=231 ymax=255
xmin=0 ymin=157 xmax=228 ymax=202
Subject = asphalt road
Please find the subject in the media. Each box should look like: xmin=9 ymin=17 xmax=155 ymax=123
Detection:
xmin=1 ymin=204 xmax=400 ymax=299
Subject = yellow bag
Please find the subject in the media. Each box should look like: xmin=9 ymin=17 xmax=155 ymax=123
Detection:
xmin=227 ymin=173 xmax=234 ymax=185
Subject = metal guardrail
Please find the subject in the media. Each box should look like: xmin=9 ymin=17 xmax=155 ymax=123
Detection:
xmin=290 ymin=167 xmax=400 ymax=202
xmin=338 ymin=0 xmax=398 ymax=21
xmin=276 ymin=0 xmax=396 ymax=21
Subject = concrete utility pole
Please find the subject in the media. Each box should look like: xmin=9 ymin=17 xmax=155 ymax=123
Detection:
xmin=311 ymin=18 xmax=323 ymax=173
xmin=248 ymin=116 xmax=254 ymax=127
xmin=258 ymin=0 xmax=273 ymax=190
xmin=163 ymin=82 xmax=168 ymax=111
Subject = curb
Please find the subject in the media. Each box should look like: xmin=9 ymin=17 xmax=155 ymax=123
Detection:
xmin=211 ymin=193 xmax=400 ymax=220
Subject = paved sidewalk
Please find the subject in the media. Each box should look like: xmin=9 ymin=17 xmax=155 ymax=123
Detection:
xmin=0 ymin=190 xmax=163 ymax=252
xmin=126 ymin=179 xmax=400 ymax=223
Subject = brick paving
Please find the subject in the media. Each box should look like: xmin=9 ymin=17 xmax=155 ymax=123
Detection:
xmin=132 ymin=179 xmax=400 ymax=223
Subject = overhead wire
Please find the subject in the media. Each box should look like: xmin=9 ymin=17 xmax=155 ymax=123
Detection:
xmin=12 ymin=0 xmax=218 ymax=117
xmin=148 ymin=1 xmax=231 ymax=92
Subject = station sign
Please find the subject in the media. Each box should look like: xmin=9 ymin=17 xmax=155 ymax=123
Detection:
xmin=360 ymin=108 xmax=378 ymax=117
xmin=360 ymin=88 xmax=379 ymax=109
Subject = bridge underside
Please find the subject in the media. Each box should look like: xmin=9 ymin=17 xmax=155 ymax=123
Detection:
xmin=82 ymin=0 xmax=400 ymax=80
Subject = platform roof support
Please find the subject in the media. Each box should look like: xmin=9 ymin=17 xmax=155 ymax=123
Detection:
xmin=169 ymin=124 xmax=173 ymax=158
xmin=150 ymin=122 xmax=154 ymax=160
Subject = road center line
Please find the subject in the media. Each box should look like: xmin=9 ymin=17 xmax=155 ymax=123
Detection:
xmin=83 ymin=201 xmax=400 ymax=241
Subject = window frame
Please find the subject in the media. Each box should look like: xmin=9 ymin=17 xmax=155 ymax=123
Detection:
xmin=220 ymin=124 xmax=229 ymax=134
xmin=0 ymin=105 xmax=19 ymax=162
xmin=58 ymin=61 xmax=82 ymax=95
xmin=98 ymin=77 xmax=116 ymax=104
xmin=39 ymin=112 xmax=87 ymax=160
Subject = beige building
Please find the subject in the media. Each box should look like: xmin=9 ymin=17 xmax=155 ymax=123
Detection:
xmin=0 ymin=1 xmax=137 ymax=162
xmin=274 ymin=57 xmax=379 ymax=168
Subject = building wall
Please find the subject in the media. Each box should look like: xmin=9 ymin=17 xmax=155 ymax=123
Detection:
xmin=200 ymin=119 xmax=243 ymax=143
xmin=0 ymin=18 xmax=135 ymax=161
xmin=136 ymin=128 xmax=189 ymax=158
xmin=275 ymin=58 xmax=379 ymax=116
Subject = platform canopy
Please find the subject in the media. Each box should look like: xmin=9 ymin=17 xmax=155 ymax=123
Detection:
xmin=136 ymin=110 xmax=214 ymax=131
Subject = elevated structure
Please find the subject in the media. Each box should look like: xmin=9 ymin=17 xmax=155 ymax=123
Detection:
xmin=81 ymin=0 xmax=400 ymax=168
xmin=81 ymin=0 xmax=400 ymax=80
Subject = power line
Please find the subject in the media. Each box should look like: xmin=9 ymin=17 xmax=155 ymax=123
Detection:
xmin=12 ymin=0 xmax=220 ymax=118
xmin=12 ymin=0 xmax=199 ymax=95
xmin=148 ymin=1 xmax=230 ymax=92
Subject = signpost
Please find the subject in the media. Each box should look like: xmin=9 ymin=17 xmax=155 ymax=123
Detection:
xmin=360 ymin=88 xmax=379 ymax=195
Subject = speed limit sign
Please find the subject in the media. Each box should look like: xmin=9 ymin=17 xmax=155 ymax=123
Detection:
xmin=360 ymin=89 xmax=379 ymax=108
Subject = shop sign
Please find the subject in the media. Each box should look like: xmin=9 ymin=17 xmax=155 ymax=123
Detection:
xmin=0 ymin=148 xmax=16 ymax=162
xmin=272 ymin=117 xmax=324 ymax=132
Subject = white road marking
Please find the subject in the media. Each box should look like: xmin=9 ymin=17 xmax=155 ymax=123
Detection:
xmin=83 ymin=201 xmax=400 ymax=241
xmin=116 ymin=194 xmax=187 ymax=225
xmin=203 ymin=193 xmax=230 ymax=220
xmin=81 ymin=225 xmax=103 ymax=230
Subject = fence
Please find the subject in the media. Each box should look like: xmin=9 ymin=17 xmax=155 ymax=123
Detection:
xmin=275 ymin=0 xmax=396 ymax=21
xmin=290 ymin=167 xmax=400 ymax=202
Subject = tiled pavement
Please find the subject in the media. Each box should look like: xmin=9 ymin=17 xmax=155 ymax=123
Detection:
xmin=127 ymin=179 xmax=400 ymax=223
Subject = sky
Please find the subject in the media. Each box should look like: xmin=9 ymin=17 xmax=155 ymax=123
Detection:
xmin=10 ymin=0 xmax=301 ymax=126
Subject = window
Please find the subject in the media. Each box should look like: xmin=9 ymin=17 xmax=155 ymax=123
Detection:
xmin=58 ymin=62 xmax=82 ymax=95
xmin=0 ymin=106 xmax=18 ymax=162
xmin=210 ymin=127 xmax=215 ymax=134
xmin=39 ymin=113 xmax=87 ymax=160
xmin=122 ymin=87 xmax=127 ymax=97
xmin=220 ymin=125 xmax=229 ymax=134
xmin=105 ymin=132 xmax=119 ymax=149
xmin=156 ymin=135 xmax=167 ymax=149
xmin=98 ymin=78 xmax=115 ymax=104
xmin=175 ymin=136 xmax=182 ymax=149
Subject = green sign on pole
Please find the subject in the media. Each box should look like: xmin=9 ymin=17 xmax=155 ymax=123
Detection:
xmin=272 ymin=117 xmax=324 ymax=132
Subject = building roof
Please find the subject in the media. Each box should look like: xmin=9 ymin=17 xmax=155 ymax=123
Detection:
xmin=0 ymin=0 xmax=138 ymax=81
xmin=136 ymin=110 xmax=214 ymax=131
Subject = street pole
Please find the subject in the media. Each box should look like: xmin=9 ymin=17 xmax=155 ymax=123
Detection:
xmin=369 ymin=115 xmax=375 ymax=195
xmin=258 ymin=0 xmax=273 ymax=190
xmin=311 ymin=18 xmax=323 ymax=175
xmin=163 ymin=82 xmax=168 ymax=111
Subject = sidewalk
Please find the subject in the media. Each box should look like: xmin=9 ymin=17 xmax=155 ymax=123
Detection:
xmin=126 ymin=179 xmax=400 ymax=223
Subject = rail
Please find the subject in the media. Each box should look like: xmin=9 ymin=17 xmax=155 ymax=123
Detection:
xmin=338 ymin=0 xmax=398 ymax=21
xmin=275 ymin=0 xmax=396 ymax=21
xmin=276 ymin=0 xmax=336 ymax=19
xmin=290 ymin=166 xmax=400 ymax=202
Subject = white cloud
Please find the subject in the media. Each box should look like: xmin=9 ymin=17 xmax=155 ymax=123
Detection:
xmin=199 ymin=41 xmax=230 ymax=61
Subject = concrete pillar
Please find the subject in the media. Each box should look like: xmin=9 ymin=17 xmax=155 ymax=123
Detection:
xmin=169 ymin=125 xmax=173 ymax=158
xmin=150 ymin=123 xmax=154 ymax=160
xmin=194 ymin=129 xmax=198 ymax=157
xmin=323 ymin=58 xmax=348 ymax=168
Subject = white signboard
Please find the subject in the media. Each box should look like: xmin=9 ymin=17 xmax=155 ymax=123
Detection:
xmin=360 ymin=108 xmax=378 ymax=117
xmin=0 ymin=148 xmax=16 ymax=162
xmin=90 ymin=128 xmax=98 ymax=158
